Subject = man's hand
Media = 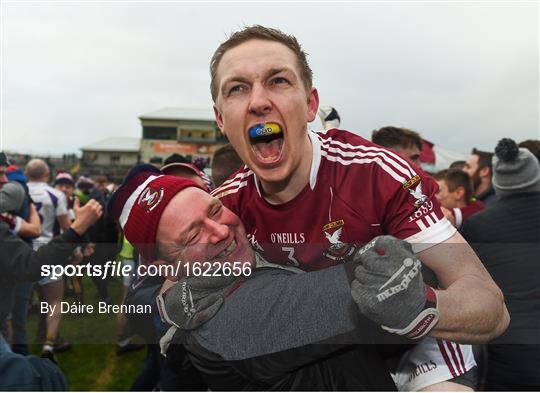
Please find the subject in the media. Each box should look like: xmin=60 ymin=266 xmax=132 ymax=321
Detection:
xmin=157 ymin=274 xmax=237 ymax=330
xmin=82 ymin=243 xmax=95 ymax=257
xmin=351 ymin=235 xmax=439 ymax=339
xmin=0 ymin=212 xmax=19 ymax=231
xmin=441 ymin=206 xmax=456 ymax=226
xmin=70 ymin=199 xmax=102 ymax=236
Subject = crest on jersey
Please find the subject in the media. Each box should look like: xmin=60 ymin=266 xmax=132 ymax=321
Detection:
xmin=322 ymin=219 xmax=355 ymax=261
xmin=407 ymin=180 xmax=428 ymax=208
xmin=137 ymin=186 xmax=164 ymax=212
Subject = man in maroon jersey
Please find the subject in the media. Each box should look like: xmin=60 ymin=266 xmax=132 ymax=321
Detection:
xmin=209 ymin=25 xmax=508 ymax=391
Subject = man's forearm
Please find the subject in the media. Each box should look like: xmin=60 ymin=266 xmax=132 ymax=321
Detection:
xmin=191 ymin=265 xmax=408 ymax=363
xmin=431 ymin=274 xmax=509 ymax=343
xmin=1 ymin=221 xmax=84 ymax=283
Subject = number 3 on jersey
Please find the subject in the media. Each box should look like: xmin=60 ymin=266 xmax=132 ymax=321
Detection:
xmin=282 ymin=246 xmax=299 ymax=266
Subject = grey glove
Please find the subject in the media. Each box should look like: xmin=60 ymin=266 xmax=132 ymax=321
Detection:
xmin=350 ymin=235 xmax=439 ymax=339
xmin=157 ymin=274 xmax=237 ymax=330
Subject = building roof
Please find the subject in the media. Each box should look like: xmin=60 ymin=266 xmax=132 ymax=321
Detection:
xmin=139 ymin=107 xmax=215 ymax=122
xmin=80 ymin=137 xmax=141 ymax=152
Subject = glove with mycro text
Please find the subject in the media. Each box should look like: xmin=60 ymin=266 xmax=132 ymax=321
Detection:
xmin=350 ymin=235 xmax=439 ymax=340
xmin=156 ymin=273 xmax=238 ymax=331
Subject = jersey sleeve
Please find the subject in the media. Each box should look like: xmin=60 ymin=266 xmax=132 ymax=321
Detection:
xmin=211 ymin=167 xmax=251 ymax=217
xmin=377 ymin=163 xmax=456 ymax=253
xmin=55 ymin=192 xmax=68 ymax=216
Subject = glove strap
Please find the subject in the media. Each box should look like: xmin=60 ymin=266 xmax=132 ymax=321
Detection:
xmin=156 ymin=286 xmax=181 ymax=329
xmin=381 ymin=285 xmax=439 ymax=339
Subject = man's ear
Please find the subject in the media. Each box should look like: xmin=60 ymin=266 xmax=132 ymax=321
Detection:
xmin=454 ymin=186 xmax=465 ymax=201
xmin=306 ymin=87 xmax=319 ymax=123
xmin=479 ymin=166 xmax=491 ymax=179
xmin=213 ymin=105 xmax=224 ymax=133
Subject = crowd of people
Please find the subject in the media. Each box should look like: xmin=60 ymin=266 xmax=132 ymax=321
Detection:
xmin=1 ymin=24 xmax=539 ymax=392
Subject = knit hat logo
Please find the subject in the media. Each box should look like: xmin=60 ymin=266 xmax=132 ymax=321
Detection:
xmin=137 ymin=186 xmax=164 ymax=212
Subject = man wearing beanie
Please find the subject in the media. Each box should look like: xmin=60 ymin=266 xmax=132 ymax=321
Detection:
xmin=109 ymin=164 xmax=419 ymax=390
xmin=110 ymin=164 xmax=496 ymax=390
xmin=461 ymin=138 xmax=540 ymax=391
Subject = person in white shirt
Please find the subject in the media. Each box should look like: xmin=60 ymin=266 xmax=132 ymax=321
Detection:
xmin=26 ymin=159 xmax=71 ymax=360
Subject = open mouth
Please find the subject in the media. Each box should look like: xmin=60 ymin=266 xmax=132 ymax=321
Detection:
xmin=215 ymin=240 xmax=237 ymax=260
xmin=248 ymin=123 xmax=284 ymax=164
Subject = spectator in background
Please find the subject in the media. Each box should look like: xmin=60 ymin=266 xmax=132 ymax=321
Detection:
xmin=75 ymin=175 xmax=95 ymax=206
xmin=54 ymin=171 xmax=86 ymax=306
xmin=463 ymin=148 xmax=496 ymax=206
xmin=433 ymin=169 xmax=485 ymax=228
xmin=461 ymin=138 xmax=540 ymax=391
xmin=449 ymin=160 xmax=466 ymax=170
xmin=163 ymin=153 xmax=190 ymax=164
xmin=79 ymin=174 xmax=118 ymax=305
xmin=161 ymin=154 xmax=213 ymax=191
xmin=93 ymin=175 xmax=109 ymax=195
xmin=0 ymin=184 xmax=102 ymax=391
xmin=25 ymin=159 xmax=71 ymax=360
xmin=3 ymin=164 xmax=41 ymax=239
xmin=192 ymin=156 xmax=210 ymax=172
xmin=54 ymin=171 xmax=79 ymax=221
xmin=211 ymin=144 xmax=244 ymax=187
xmin=371 ymin=126 xmax=423 ymax=165
xmin=4 ymin=163 xmax=41 ymax=355
xmin=518 ymin=139 xmax=540 ymax=163
xmin=0 ymin=152 xmax=9 ymax=183
xmin=115 ymin=232 xmax=144 ymax=356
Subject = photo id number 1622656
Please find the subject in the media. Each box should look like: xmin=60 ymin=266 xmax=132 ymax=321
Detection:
xmin=183 ymin=261 xmax=252 ymax=277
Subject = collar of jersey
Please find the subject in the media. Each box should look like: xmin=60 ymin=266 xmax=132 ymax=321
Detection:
xmin=253 ymin=129 xmax=322 ymax=198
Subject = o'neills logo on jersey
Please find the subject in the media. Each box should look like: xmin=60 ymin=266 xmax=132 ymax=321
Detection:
xmin=137 ymin=186 xmax=164 ymax=212
xmin=323 ymin=219 xmax=355 ymax=261
xmin=408 ymin=360 xmax=437 ymax=382
xmin=402 ymin=175 xmax=421 ymax=190
xmin=270 ymin=232 xmax=305 ymax=244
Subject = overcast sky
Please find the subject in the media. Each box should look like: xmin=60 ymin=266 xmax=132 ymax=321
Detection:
xmin=1 ymin=1 xmax=538 ymax=156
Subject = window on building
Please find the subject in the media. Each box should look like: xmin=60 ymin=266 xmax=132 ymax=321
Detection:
xmin=110 ymin=154 xmax=120 ymax=164
xmin=85 ymin=152 xmax=98 ymax=162
xmin=143 ymin=126 xmax=176 ymax=140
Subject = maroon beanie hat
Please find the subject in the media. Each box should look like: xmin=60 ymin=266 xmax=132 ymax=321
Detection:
xmin=108 ymin=164 xmax=205 ymax=263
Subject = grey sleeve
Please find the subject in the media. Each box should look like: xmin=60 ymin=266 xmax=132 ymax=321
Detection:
xmin=192 ymin=265 xmax=383 ymax=361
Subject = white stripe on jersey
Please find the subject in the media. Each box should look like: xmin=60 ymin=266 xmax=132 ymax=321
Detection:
xmin=320 ymin=149 xmax=407 ymax=184
xmin=212 ymin=169 xmax=253 ymax=199
xmin=320 ymin=143 xmax=414 ymax=180
xmin=317 ymin=134 xmax=417 ymax=179
xmin=214 ymin=181 xmax=249 ymax=199
xmin=214 ymin=166 xmax=250 ymax=189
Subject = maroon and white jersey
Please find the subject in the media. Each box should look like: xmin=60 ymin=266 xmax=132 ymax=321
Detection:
xmin=213 ymin=129 xmax=456 ymax=271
